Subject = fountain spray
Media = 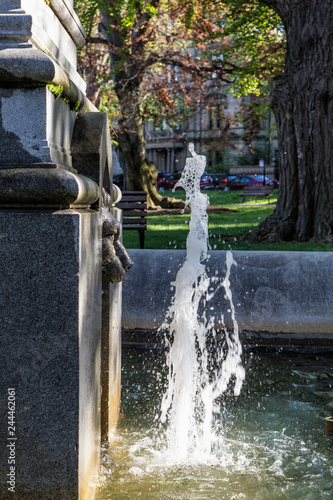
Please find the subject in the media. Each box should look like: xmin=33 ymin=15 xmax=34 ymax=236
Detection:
xmin=160 ymin=144 xmax=245 ymax=461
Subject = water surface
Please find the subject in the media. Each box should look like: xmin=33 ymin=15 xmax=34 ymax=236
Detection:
xmin=97 ymin=347 xmax=333 ymax=499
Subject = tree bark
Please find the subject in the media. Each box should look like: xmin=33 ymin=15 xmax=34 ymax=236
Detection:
xmin=99 ymin=6 xmax=185 ymax=209
xmin=116 ymin=86 xmax=185 ymax=208
xmin=246 ymin=0 xmax=333 ymax=242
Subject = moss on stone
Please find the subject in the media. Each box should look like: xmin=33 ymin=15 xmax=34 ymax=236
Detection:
xmin=47 ymin=84 xmax=64 ymax=99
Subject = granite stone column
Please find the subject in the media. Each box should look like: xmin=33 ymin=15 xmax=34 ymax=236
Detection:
xmin=0 ymin=1 xmax=124 ymax=499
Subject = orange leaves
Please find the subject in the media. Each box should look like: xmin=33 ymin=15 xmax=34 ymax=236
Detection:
xmin=157 ymin=86 xmax=177 ymax=110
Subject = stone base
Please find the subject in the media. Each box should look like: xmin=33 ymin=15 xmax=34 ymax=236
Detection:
xmin=101 ymin=281 xmax=122 ymax=442
xmin=0 ymin=209 xmax=102 ymax=500
xmin=101 ymin=206 xmax=123 ymax=442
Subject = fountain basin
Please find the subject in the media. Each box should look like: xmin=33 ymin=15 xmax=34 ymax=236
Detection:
xmin=122 ymin=250 xmax=333 ymax=342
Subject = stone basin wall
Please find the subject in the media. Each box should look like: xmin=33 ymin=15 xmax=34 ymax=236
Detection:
xmin=122 ymin=250 xmax=333 ymax=346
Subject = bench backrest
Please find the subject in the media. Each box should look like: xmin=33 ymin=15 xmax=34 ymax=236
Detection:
xmin=115 ymin=191 xmax=147 ymax=228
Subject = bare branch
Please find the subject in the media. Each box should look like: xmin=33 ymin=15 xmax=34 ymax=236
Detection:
xmin=145 ymin=52 xmax=238 ymax=83
xmin=86 ymin=36 xmax=122 ymax=55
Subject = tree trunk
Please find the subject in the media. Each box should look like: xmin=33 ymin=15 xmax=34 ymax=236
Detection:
xmin=99 ymin=8 xmax=184 ymax=210
xmin=116 ymin=88 xmax=185 ymax=209
xmin=246 ymin=0 xmax=333 ymax=242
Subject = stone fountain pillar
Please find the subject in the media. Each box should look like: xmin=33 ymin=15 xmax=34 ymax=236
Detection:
xmin=0 ymin=1 xmax=126 ymax=499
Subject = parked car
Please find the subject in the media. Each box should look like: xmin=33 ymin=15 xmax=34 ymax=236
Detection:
xmin=227 ymin=175 xmax=278 ymax=190
xmin=209 ymin=173 xmax=229 ymax=189
xmin=218 ymin=175 xmax=236 ymax=189
xmin=253 ymin=175 xmax=279 ymax=187
xmin=160 ymin=172 xmax=214 ymax=190
xmin=157 ymin=171 xmax=172 ymax=190
xmin=200 ymin=173 xmax=214 ymax=189
xmin=161 ymin=172 xmax=182 ymax=190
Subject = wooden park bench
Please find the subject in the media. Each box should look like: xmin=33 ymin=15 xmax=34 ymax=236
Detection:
xmin=115 ymin=191 xmax=147 ymax=249
xmin=237 ymin=185 xmax=274 ymax=203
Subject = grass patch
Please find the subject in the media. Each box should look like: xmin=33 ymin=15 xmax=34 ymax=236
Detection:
xmin=122 ymin=189 xmax=333 ymax=252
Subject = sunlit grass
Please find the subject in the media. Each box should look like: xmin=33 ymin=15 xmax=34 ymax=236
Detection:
xmin=122 ymin=189 xmax=333 ymax=252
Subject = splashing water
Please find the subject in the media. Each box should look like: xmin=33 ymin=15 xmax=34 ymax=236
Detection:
xmin=160 ymin=144 xmax=245 ymax=461
xmin=96 ymin=144 xmax=333 ymax=498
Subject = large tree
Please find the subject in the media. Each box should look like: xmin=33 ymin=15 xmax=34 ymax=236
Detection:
xmin=190 ymin=0 xmax=333 ymax=242
xmin=243 ymin=0 xmax=333 ymax=242
xmin=75 ymin=0 xmax=237 ymax=207
xmin=76 ymin=0 xmax=333 ymax=241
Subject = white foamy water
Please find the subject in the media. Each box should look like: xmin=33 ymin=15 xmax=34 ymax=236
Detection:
xmin=159 ymin=144 xmax=245 ymax=461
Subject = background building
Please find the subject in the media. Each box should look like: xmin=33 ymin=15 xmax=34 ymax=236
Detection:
xmin=143 ymin=90 xmax=278 ymax=177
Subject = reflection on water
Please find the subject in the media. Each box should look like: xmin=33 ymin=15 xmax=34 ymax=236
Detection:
xmin=97 ymin=348 xmax=333 ymax=499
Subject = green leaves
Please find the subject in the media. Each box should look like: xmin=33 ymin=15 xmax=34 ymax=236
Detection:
xmin=218 ymin=0 xmax=286 ymax=96
xmin=74 ymin=0 xmax=286 ymax=146
xmin=74 ymin=0 xmax=99 ymax=36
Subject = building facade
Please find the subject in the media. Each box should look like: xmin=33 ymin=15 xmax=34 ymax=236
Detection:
xmin=143 ymin=90 xmax=278 ymax=176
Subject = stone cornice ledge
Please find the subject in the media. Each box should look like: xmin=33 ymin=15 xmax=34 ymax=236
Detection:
xmin=47 ymin=0 xmax=85 ymax=47
xmin=0 ymin=45 xmax=96 ymax=113
xmin=0 ymin=168 xmax=99 ymax=208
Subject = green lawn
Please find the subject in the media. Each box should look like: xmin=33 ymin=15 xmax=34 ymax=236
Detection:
xmin=122 ymin=189 xmax=333 ymax=252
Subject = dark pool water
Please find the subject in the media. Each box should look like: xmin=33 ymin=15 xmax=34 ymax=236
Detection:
xmin=97 ymin=347 xmax=333 ymax=500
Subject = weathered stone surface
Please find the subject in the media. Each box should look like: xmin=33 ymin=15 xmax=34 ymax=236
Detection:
xmin=122 ymin=250 xmax=333 ymax=337
xmin=0 ymin=46 xmax=56 ymax=83
xmin=0 ymin=0 xmax=86 ymax=97
xmin=101 ymin=207 xmax=124 ymax=442
xmin=0 ymin=13 xmax=32 ymax=41
xmin=0 ymin=168 xmax=99 ymax=207
xmin=0 ymin=87 xmax=76 ymax=169
xmin=0 ymin=2 xmax=122 ymax=498
xmin=71 ymin=112 xmax=113 ymax=197
xmin=78 ymin=210 xmax=102 ymax=500
xmin=0 ymin=1 xmax=22 ymax=10
xmin=101 ymin=282 xmax=122 ymax=441
xmin=45 ymin=0 xmax=85 ymax=47
xmin=0 ymin=0 xmax=86 ymax=89
xmin=0 ymin=209 xmax=101 ymax=500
